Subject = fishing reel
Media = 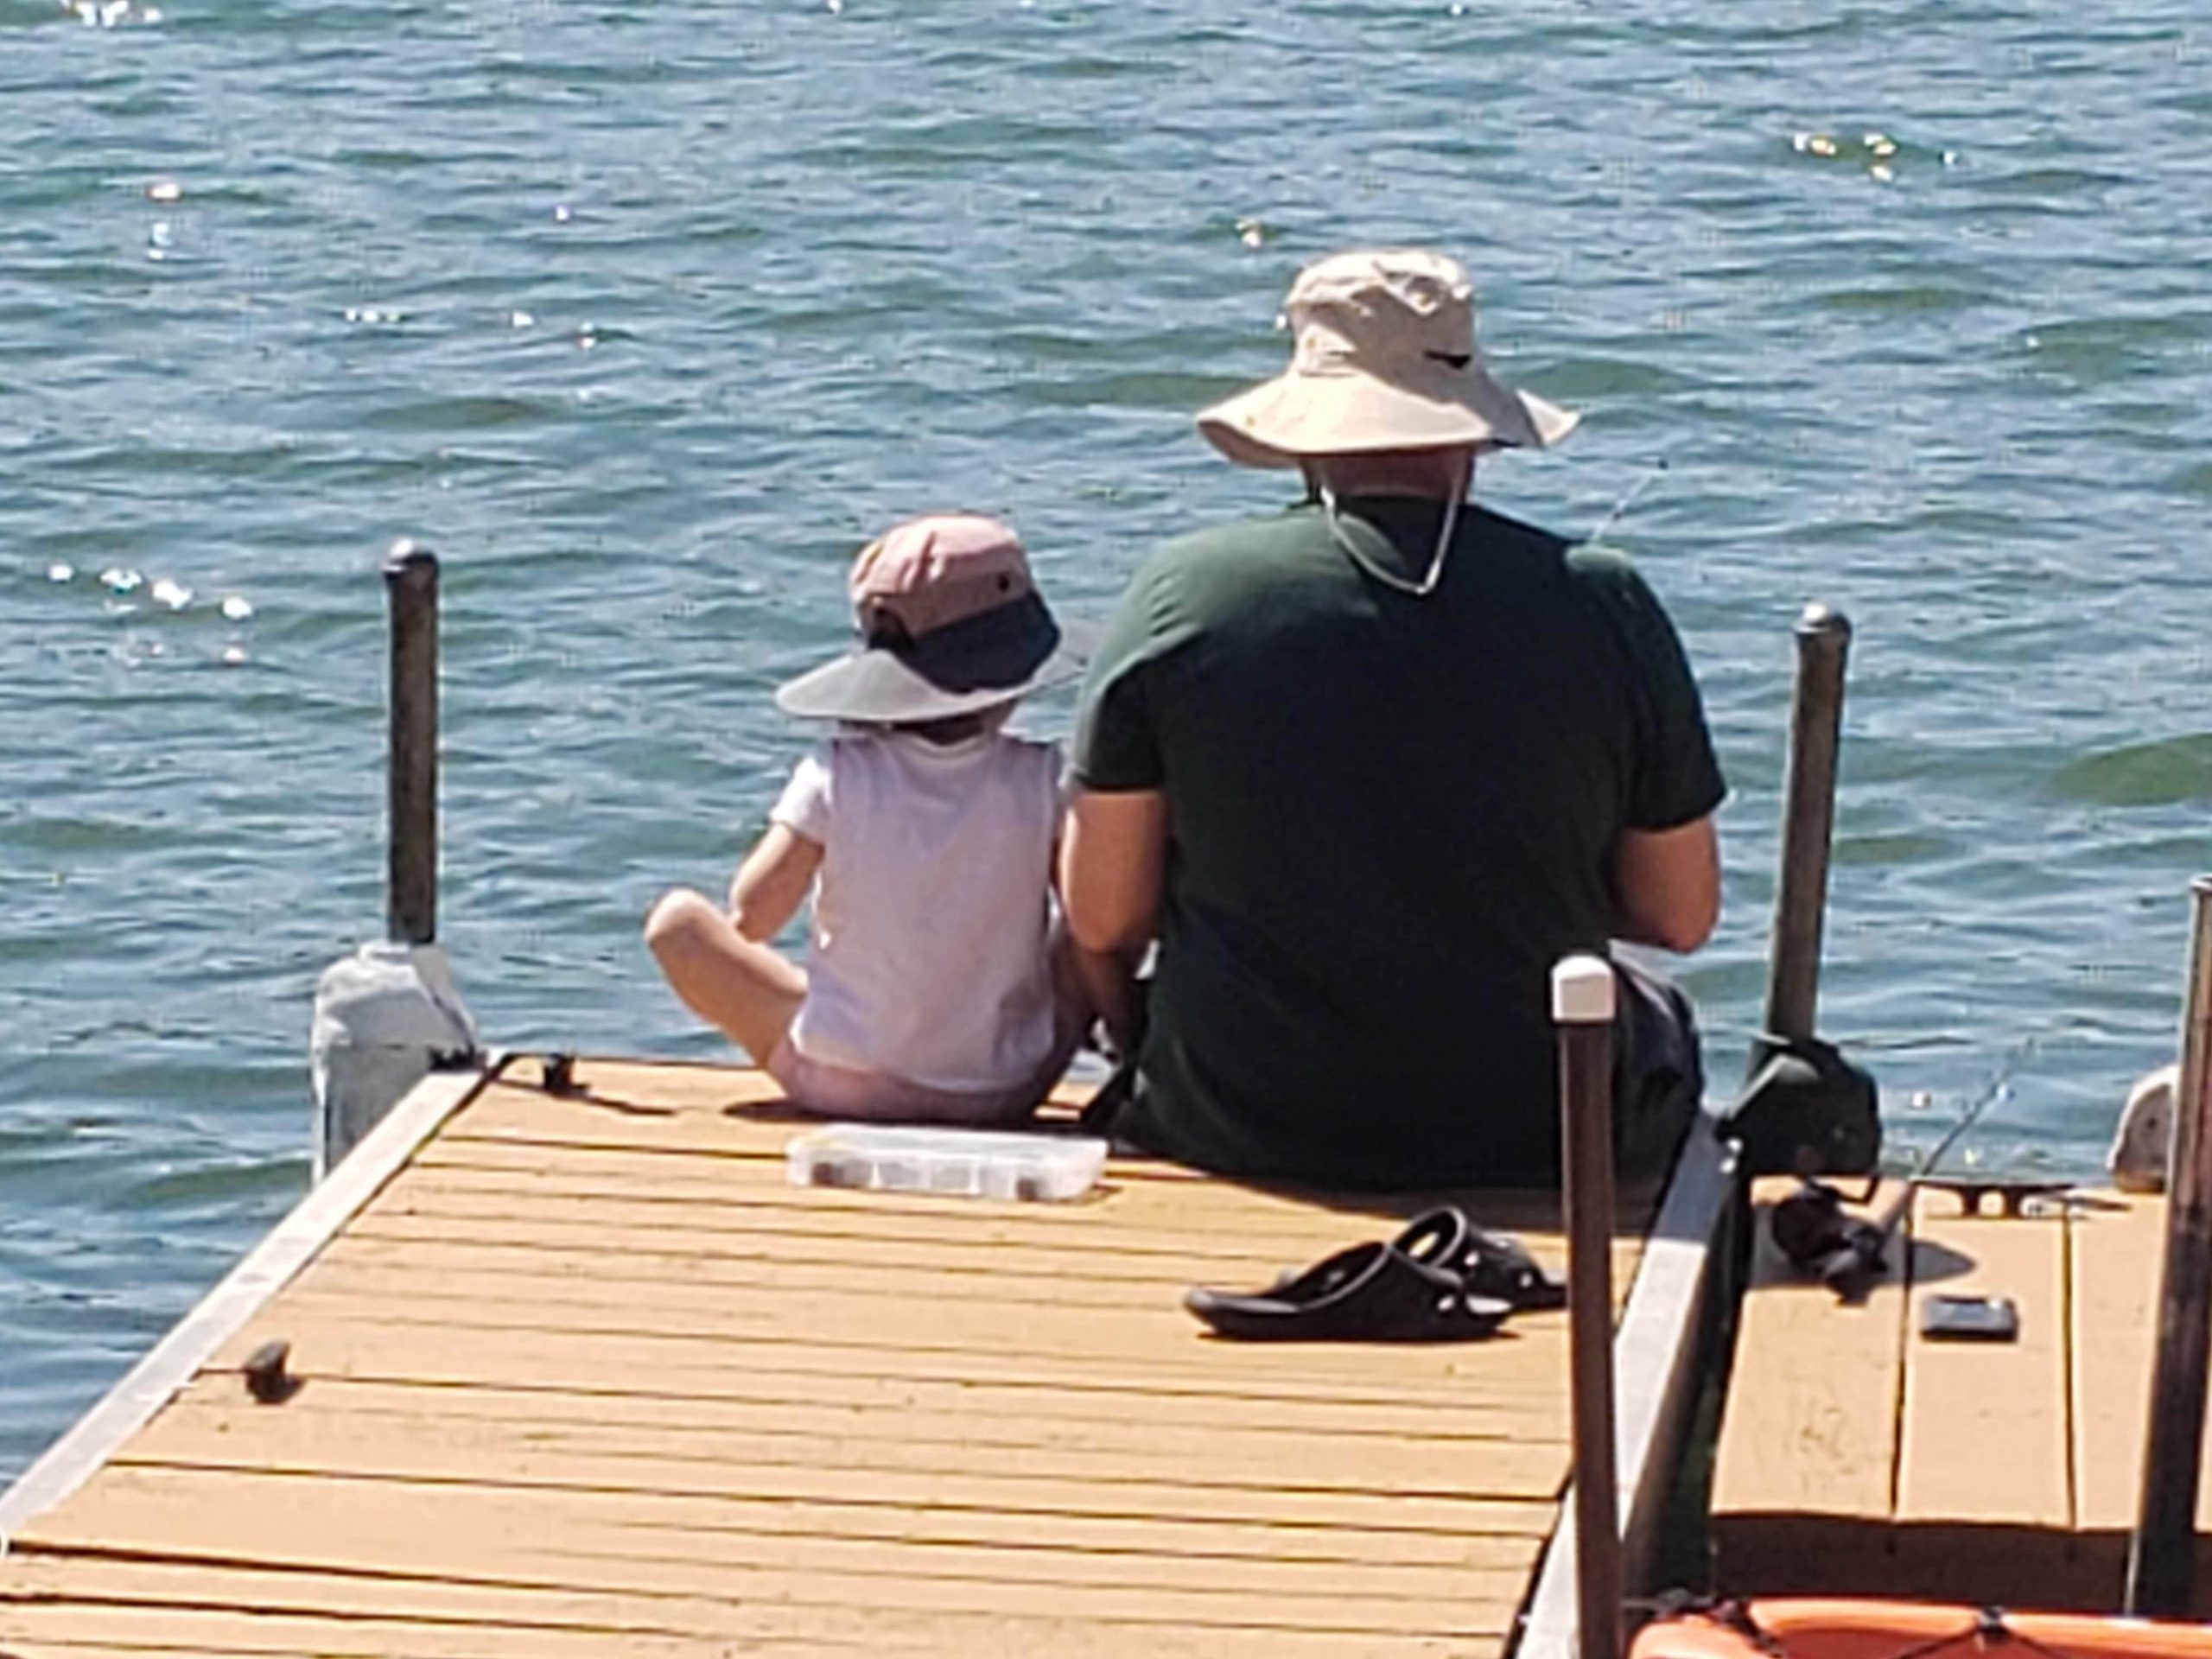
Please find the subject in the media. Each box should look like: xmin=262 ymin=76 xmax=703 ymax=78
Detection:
xmin=1762 ymin=1046 xmax=2028 ymax=1300
xmin=1768 ymin=1177 xmax=1891 ymax=1296
xmin=1723 ymin=1032 xmax=1882 ymax=1179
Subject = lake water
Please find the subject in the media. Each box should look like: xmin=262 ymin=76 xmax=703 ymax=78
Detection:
xmin=3 ymin=0 xmax=2209 ymax=1483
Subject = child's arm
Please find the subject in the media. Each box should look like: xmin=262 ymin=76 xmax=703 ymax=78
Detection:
xmin=728 ymin=823 xmax=823 ymax=944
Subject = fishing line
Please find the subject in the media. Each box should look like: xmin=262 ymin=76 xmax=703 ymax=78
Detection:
xmin=1899 ymin=1035 xmax=2037 ymax=1184
xmin=1774 ymin=1037 xmax=2038 ymax=1290
xmin=1584 ymin=456 xmax=1669 ymax=546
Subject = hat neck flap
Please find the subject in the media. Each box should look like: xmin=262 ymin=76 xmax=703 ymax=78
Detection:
xmin=875 ymin=591 xmax=1060 ymax=693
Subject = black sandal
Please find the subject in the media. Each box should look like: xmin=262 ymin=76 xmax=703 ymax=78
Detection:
xmin=1184 ymin=1208 xmax=1512 ymax=1342
xmin=1448 ymin=1224 xmax=1567 ymax=1312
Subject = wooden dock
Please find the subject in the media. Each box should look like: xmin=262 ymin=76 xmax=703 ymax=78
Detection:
xmin=1713 ymin=1179 xmax=2212 ymax=1616
xmin=0 ymin=1057 xmax=1729 ymax=1657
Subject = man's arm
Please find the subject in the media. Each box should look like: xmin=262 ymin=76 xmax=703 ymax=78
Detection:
xmin=1058 ymin=788 xmax=1170 ymax=1051
xmin=1565 ymin=547 xmax=1725 ymax=955
xmin=1611 ymin=814 xmax=1720 ymax=954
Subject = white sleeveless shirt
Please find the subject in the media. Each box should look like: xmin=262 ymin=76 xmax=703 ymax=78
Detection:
xmin=771 ymin=729 xmax=1064 ymax=1094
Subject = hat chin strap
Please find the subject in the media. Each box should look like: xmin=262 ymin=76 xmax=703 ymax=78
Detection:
xmin=1316 ymin=452 xmax=1471 ymax=599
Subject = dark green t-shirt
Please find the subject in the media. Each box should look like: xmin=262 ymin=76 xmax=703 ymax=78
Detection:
xmin=1071 ymin=495 xmax=1726 ymax=1190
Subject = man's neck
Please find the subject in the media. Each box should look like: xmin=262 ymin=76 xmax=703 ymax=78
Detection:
xmin=1305 ymin=446 xmax=1478 ymax=501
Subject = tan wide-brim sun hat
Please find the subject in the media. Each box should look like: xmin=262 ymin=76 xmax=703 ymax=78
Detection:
xmin=1196 ymin=249 xmax=1580 ymax=469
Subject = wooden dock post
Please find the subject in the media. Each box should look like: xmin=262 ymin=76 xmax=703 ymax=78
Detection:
xmin=1764 ymin=603 xmax=1851 ymax=1044
xmin=309 ymin=542 xmax=474 ymax=1179
xmin=385 ymin=541 xmax=439 ymax=947
xmin=2125 ymin=874 xmax=2212 ymax=1617
xmin=1556 ymin=955 xmax=1622 ymax=1659
xmin=1726 ymin=604 xmax=1878 ymax=1178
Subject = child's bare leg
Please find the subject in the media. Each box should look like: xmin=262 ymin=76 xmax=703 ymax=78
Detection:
xmin=643 ymin=887 xmax=805 ymax=1065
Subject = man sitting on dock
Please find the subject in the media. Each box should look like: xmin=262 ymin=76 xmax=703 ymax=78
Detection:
xmin=1059 ymin=248 xmax=1726 ymax=1191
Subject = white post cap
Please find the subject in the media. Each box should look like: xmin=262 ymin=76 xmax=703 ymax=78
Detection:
xmin=1551 ymin=955 xmax=1617 ymax=1026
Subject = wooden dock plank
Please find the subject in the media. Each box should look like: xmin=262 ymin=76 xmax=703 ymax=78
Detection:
xmin=0 ymin=1549 xmax=1503 ymax=1641
xmin=9 ymin=1507 xmax=1532 ymax=1615
xmin=1885 ymin=1187 xmax=2080 ymax=1606
xmin=441 ymin=1066 xmax=1588 ymax=1205
xmin=393 ymin=1145 xmax=1636 ymax=1245
xmin=291 ymin=1244 xmax=1612 ymax=1347
xmin=10 ymin=1478 xmax=1535 ymax=1606
xmin=135 ymin=1365 xmax=1563 ymax=1469
xmin=249 ymin=1262 xmax=1519 ymax=1356
xmin=0 ymin=1601 xmax=734 ymax=1659
xmin=2071 ymin=1191 xmax=2162 ymax=1535
xmin=429 ymin=1070 xmax=1651 ymax=1228
xmin=186 ymin=1330 xmax=1560 ymax=1442
xmin=1896 ymin=1189 xmax=2070 ymax=1530
xmin=3 ymin=1057 xmax=1692 ymax=1657
xmin=1721 ymin=1181 xmax=1910 ymax=1516
xmin=1708 ymin=1179 xmax=1910 ymax=1594
xmin=330 ymin=1206 xmax=1357 ymax=1293
xmin=115 ymin=1384 xmax=1571 ymax=1499
xmin=189 ymin=1309 xmax=1578 ymax=1420
xmin=353 ymin=1175 xmax=1643 ymax=1288
xmin=405 ymin=1136 xmax=1635 ymax=1251
xmin=31 ymin=1443 xmax=1551 ymax=1545
xmin=195 ymin=1292 xmax=1588 ymax=1415
xmin=0 ymin=1560 xmax=1488 ymax=1656
xmin=143 ymin=1362 xmax=1557 ymax=1451
xmin=22 ymin=1459 xmax=1543 ymax=1569
xmin=2064 ymin=1188 xmax=2212 ymax=1611
xmin=0 ymin=1613 xmax=1457 ymax=1659
xmin=1713 ymin=1178 xmax=2212 ymax=1616
xmin=2066 ymin=1190 xmax=2212 ymax=1535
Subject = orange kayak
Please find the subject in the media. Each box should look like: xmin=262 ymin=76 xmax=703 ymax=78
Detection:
xmin=1631 ymin=1599 xmax=2212 ymax=1659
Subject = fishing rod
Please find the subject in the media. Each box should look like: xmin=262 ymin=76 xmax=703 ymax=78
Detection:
xmin=1769 ymin=1047 xmax=2025 ymax=1297
xmin=1584 ymin=457 xmax=1669 ymax=545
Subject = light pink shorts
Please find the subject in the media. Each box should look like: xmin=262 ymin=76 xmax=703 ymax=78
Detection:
xmin=766 ymin=1039 xmax=1051 ymax=1127
xmin=765 ymin=950 xmax=1090 ymax=1127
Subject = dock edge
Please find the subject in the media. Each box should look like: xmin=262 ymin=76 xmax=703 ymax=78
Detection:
xmin=0 ymin=1059 xmax=496 ymax=1549
xmin=1516 ymin=1110 xmax=1741 ymax=1659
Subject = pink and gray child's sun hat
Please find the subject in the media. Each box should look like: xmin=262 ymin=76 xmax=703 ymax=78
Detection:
xmin=776 ymin=513 xmax=1092 ymax=725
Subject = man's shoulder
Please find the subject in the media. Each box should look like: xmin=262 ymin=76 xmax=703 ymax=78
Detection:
xmin=1559 ymin=536 xmax=1643 ymax=583
xmin=1555 ymin=537 xmax=1681 ymax=630
xmin=1460 ymin=518 xmax=1691 ymax=685
xmin=1456 ymin=504 xmax=1630 ymax=582
xmin=1468 ymin=518 xmax=1659 ymax=619
xmin=1452 ymin=505 xmax=1658 ymax=615
xmin=1103 ymin=505 xmax=1333 ymax=634
xmin=1465 ymin=501 xmax=1577 ymax=561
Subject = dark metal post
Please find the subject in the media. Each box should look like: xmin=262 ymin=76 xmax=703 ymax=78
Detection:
xmin=1555 ymin=955 xmax=1622 ymax=1659
xmin=1763 ymin=603 xmax=1853 ymax=1045
xmin=2126 ymin=875 xmax=2212 ymax=1618
xmin=384 ymin=542 xmax=439 ymax=947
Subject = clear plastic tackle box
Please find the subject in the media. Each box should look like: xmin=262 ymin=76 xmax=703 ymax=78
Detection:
xmin=785 ymin=1123 xmax=1109 ymax=1203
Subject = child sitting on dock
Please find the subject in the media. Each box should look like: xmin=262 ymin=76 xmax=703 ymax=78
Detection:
xmin=644 ymin=513 xmax=1092 ymax=1124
